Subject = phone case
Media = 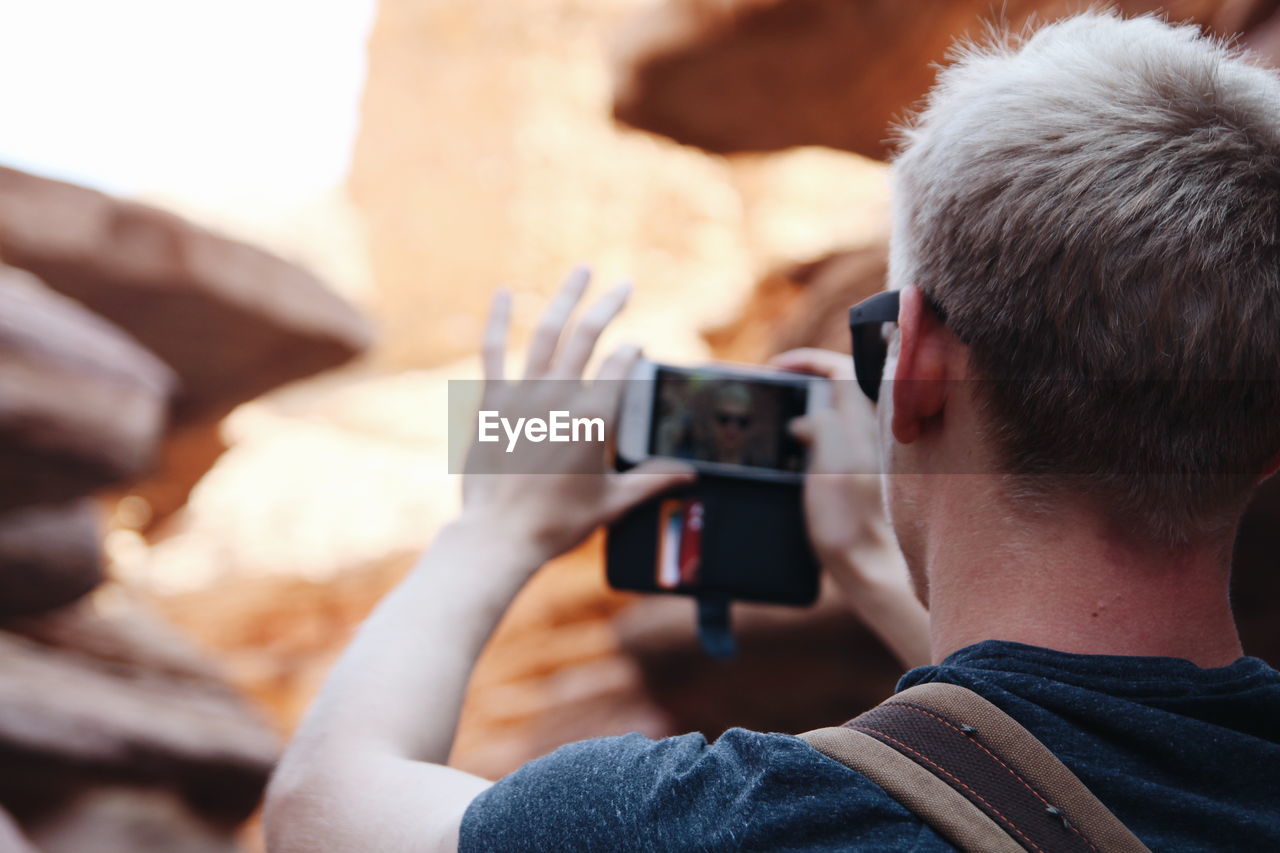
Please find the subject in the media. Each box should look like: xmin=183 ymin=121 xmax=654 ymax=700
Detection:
xmin=605 ymin=471 xmax=819 ymax=606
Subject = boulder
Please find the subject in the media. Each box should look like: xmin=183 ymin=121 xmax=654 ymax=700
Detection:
xmin=102 ymin=419 xmax=227 ymax=535
xmin=1243 ymin=3 xmax=1280 ymax=56
xmin=24 ymin=788 xmax=238 ymax=853
xmin=703 ymin=244 xmax=885 ymax=360
xmin=0 ymin=266 xmax=175 ymax=511
xmin=0 ymin=166 xmax=372 ymax=422
xmin=614 ymin=587 xmax=903 ymax=736
xmin=610 ymin=0 xmax=1259 ymax=160
xmin=0 ymin=591 xmax=280 ymax=828
xmin=153 ymin=540 xmax=675 ymax=780
xmin=0 ymin=500 xmax=102 ymax=619
xmin=0 ymin=804 xmax=37 ymax=853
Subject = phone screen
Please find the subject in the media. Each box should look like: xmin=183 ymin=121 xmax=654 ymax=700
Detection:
xmin=647 ymin=367 xmax=809 ymax=474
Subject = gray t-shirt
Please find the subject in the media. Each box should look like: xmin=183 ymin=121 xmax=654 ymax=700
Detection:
xmin=461 ymin=640 xmax=1280 ymax=851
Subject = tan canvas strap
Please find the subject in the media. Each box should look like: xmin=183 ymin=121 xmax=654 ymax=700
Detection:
xmin=803 ymin=725 xmax=1026 ymax=853
xmin=800 ymin=682 xmax=1151 ymax=853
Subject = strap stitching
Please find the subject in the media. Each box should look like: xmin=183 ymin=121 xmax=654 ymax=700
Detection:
xmin=886 ymin=702 xmax=1100 ymax=853
xmin=850 ymin=723 xmax=1046 ymax=853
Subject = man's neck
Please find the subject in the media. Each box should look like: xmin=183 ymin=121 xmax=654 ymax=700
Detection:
xmin=920 ymin=483 xmax=1244 ymax=669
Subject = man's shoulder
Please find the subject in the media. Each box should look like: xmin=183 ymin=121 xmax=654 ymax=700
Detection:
xmin=460 ymin=727 xmax=954 ymax=852
xmin=906 ymin=642 xmax=1280 ymax=850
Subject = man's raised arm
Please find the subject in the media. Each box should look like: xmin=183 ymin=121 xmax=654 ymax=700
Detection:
xmin=262 ymin=271 xmax=692 ymax=852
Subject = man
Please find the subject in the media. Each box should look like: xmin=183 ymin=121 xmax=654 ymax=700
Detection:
xmin=264 ymin=12 xmax=1280 ymax=851
xmin=707 ymin=382 xmax=755 ymax=465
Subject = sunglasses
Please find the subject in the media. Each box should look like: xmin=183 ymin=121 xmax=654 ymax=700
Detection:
xmin=848 ymin=290 xmax=950 ymax=403
xmin=714 ymin=412 xmax=752 ymax=428
xmin=847 ymin=290 xmax=901 ymax=403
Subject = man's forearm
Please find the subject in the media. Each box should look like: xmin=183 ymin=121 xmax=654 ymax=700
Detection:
xmin=284 ymin=514 xmax=539 ymax=765
xmin=265 ymin=277 xmax=693 ymax=852
xmin=265 ymin=514 xmax=541 ymax=852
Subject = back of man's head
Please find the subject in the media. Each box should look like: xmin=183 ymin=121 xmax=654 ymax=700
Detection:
xmin=889 ymin=12 xmax=1280 ymax=546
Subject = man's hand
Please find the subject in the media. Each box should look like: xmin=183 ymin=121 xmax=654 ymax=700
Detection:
xmin=265 ymin=270 xmax=692 ymax=853
xmin=771 ymin=348 xmax=884 ymax=567
xmin=461 ymin=267 xmax=694 ymax=567
xmin=772 ymin=347 xmax=932 ymax=669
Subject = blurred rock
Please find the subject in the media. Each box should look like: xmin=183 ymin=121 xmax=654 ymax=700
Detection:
xmin=1246 ymin=4 xmax=1280 ymax=56
xmin=0 ymin=500 xmax=102 ymax=619
xmin=610 ymin=0 xmax=1250 ymax=160
xmin=152 ymin=558 xmax=412 ymax=730
xmin=0 ymin=804 xmax=37 ymax=853
xmin=0 ymin=166 xmax=372 ymax=422
xmin=153 ymin=537 xmax=674 ymax=780
xmin=349 ymin=0 xmax=789 ymax=370
xmin=0 ymin=590 xmax=279 ymax=829
xmin=104 ymin=420 xmax=227 ymax=536
xmin=112 ymin=367 xmax=464 ymax=593
xmin=0 ymin=266 xmax=175 ymax=512
xmin=703 ymin=244 xmax=885 ymax=360
xmin=25 ymin=788 xmax=237 ymax=853
xmin=615 ymin=587 xmax=903 ymax=734
xmin=6 ymin=589 xmax=223 ymax=683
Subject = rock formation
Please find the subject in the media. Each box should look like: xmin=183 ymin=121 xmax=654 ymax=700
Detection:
xmin=0 ymin=594 xmax=279 ymax=831
xmin=0 ymin=163 xmax=368 ymax=849
xmin=0 ymin=266 xmax=175 ymax=512
xmin=611 ymin=0 xmax=1280 ymax=160
xmin=0 ymin=500 xmax=102 ymax=619
xmin=0 ymin=167 xmax=371 ymax=422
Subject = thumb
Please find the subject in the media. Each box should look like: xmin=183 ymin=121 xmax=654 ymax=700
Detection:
xmin=789 ymin=415 xmax=815 ymax=444
xmin=770 ymin=347 xmax=853 ymax=380
xmin=604 ymin=458 xmax=697 ymax=522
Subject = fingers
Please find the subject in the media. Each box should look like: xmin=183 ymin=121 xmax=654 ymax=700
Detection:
xmin=772 ymin=347 xmax=855 ymax=410
xmin=551 ymin=280 xmax=632 ymax=379
xmin=482 ymin=288 xmax=511 ymax=382
xmin=589 ymin=343 xmax=641 ymax=420
xmin=770 ymin=348 xmax=854 ymax=380
xmin=603 ymin=459 xmax=697 ymax=523
xmin=593 ymin=343 xmax=642 ymax=383
xmin=523 ymin=266 xmax=591 ymax=379
xmin=788 ymin=415 xmax=815 ymax=445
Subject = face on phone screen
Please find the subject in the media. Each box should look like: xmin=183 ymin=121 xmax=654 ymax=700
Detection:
xmin=647 ymin=368 xmax=809 ymax=474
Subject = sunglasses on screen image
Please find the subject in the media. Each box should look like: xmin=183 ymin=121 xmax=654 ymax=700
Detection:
xmin=714 ymin=412 xmax=752 ymax=429
xmin=847 ymin=289 xmax=949 ymax=404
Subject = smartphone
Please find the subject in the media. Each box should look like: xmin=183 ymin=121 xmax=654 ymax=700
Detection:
xmin=606 ymin=477 xmax=819 ymax=606
xmin=616 ymin=359 xmax=831 ymax=483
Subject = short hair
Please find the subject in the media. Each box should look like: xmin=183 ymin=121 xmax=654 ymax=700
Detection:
xmin=888 ymin=11 xmax=1280 ymax=545
xmin=713 ymin=381 xmax=753 ymax=410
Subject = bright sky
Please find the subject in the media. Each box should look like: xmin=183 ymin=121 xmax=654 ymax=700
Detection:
xmin=0 ymin=0 xmax=376 ymax=202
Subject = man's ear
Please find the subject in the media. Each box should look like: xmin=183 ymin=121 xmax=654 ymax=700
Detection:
xmin=891 ymin=285 xmax=949 ymax=444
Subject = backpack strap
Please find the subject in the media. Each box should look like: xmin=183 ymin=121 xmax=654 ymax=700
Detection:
xmin=799 ymin=682 xmax=1152 ymax=853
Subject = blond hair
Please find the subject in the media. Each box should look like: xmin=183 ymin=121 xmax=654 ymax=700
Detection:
xmin=889 ymin=12 xmax=1280 ymax=544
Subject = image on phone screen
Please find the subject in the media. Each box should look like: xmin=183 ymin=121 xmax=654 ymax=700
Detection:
xmin=648 ymin=367 xmax=809 ymax=474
